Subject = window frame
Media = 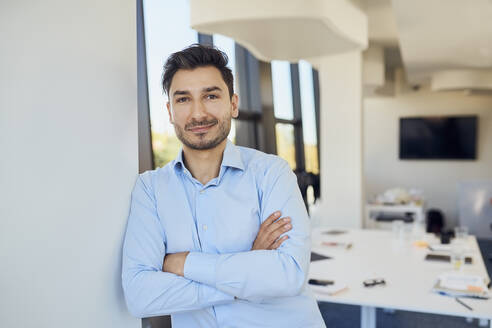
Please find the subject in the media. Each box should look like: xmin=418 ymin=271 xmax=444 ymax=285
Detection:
xmin=137 ymin=0 xmax=154 ymax=173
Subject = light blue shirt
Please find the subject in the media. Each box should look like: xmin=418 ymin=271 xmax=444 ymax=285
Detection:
xmin=122 ymin=141 xmax=325 ymax=327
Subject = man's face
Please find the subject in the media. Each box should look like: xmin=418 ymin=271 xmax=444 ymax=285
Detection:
xmin=167 ymin=66 xmax=238 ymax=151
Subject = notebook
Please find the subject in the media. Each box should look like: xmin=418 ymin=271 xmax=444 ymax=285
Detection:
xmin=432 ymin=273 xmax=490 ymax=299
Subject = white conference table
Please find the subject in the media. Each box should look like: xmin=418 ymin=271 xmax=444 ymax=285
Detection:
xmin=309 ymin=228 xmax=492 ymax=328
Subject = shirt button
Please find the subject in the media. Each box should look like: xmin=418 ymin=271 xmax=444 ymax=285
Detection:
xmin=203 ymin=224 xmax=208 ymax=231
xmin=199 ymin=190 xmax=205 ymax=194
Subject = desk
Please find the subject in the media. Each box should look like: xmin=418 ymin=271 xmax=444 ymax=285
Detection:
xmin=309 ymin=228 xmax=492 ymax=328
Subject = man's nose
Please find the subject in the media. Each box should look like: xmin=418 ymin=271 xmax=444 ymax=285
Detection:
xmin=190 ymin=99 xmax=207 ymax=120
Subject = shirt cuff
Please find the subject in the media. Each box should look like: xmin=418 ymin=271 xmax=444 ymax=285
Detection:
xmin=184 ymin=252 xmax=220 ymax=287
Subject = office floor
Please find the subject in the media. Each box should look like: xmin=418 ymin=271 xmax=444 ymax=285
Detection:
xmin=318 ymin=239 xmax=492 ymax=328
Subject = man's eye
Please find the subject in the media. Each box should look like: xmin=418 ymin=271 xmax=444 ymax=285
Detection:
xmin=206 ymin=94 xmax=218 ymax=100
xmin=176 ymin=97 xmax=189 ymax=103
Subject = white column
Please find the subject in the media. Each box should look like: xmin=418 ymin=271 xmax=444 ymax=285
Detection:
xmin=313 ymin=51 xmax=364 ymax=228
xmin=0 ymin=1 xmax=139 ymax=327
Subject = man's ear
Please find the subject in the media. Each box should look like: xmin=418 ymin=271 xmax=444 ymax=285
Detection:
xmin=166 ymin=102 xmax=174 ymax=123
xmin=231 ymin=94 xmax=239 ymax=118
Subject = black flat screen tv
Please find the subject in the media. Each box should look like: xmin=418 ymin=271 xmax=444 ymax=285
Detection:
xmin=399 ymin=116 xmax=478 ymax=160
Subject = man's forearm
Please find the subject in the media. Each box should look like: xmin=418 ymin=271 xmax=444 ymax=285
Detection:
xmin=161 ymin=249 xmax=307 ymax=302
xmin=123 ymin=268 xmax=234 ymax=317
xmin=161 ymin=211 xmax=292 ymax=278
xmin=182 ymin=248 xmax=308 ymax=302
xmin=162 ymin=251 xmax=189 ymax=276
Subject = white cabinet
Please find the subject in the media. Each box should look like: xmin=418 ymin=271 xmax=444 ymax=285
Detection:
xmin=365 ymin=203 xmax=425 ymax=230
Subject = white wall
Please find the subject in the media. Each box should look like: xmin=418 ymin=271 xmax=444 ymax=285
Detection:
xmin=311 ymin=51 xmax=364 ymax=228
xmin=0 ymin=1 xmax=139 ymax=327
xmin=364 ymin=87 xmax=492 ymax=228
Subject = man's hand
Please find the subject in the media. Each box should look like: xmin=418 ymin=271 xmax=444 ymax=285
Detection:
xmin=162 ymin=212 xmax=291 ymax=274
xmin=162 ymin=252 xmax=189 ymax=276
xmin=251 ymin=211 xmax=291 ymax=250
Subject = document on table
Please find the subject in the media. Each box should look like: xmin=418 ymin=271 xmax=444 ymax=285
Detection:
xmin=432 ymin=273 xmax=490 ymax=299
xmin=428 ymin=244 xmax=473 ymax=253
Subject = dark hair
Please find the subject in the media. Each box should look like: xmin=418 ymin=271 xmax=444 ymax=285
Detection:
xmin=162 ymin=44 xmax=234 ymax=99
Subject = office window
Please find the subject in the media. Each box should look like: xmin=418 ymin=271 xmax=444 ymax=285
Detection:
xmin=143 ymin=0 xmax=197 ymax=168
xmin=299 ymin=60 xmax=319 ymax=174
xmin=275 ymin=123 xmax=296 ymax=169
xmin=271 ymin=60 xmax=296 ymax=169
xmin=271 ymin=61 xmax=294 ymax=120
xmin=264 ymin=60 xmax=321 ymax=207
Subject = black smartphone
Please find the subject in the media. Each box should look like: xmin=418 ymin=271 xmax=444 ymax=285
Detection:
xmin=425 ymin=254 xmax=472 ymax=264
xmin=308 ymin=279 xmax=334 ymax=286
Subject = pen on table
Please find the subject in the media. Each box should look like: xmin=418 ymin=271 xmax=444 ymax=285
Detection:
xmin=455 ymin=297 xmax=473 ymax=311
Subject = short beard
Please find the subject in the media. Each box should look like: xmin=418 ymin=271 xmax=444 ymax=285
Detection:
xmin=174 ymin=114 xmax=231 ymax=150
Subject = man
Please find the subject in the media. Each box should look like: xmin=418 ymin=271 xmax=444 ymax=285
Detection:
xmin=122 ymin=44 xmax=325 ymax=327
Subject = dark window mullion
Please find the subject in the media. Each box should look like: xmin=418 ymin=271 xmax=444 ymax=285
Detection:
xmin=258 ymin=61 xmax=277 ymax=154
xmin=198 ymin=33 xmax=213 ymax=46
xmin=137 ymin=0 xmax=154 ymax=173
xmin=234 ymin=44 xmax=262 ymax=149
xmin=237 ymin=111 xmax=261 ymax=121
xmin=246 ymin=51 xmax=262 ymax=113
xmin=290 ymin=63 xmax=305 ymax=171
xmin=275 ymin=118 xmax=300 ymax=125
xmin=235 ymin=44 xmax=251 ymax=111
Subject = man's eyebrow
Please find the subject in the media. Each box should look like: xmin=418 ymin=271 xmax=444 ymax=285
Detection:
xmin=172 ymin=90 xmax=191 ymax=97
xmin=202 ymin=86 xmax=222 ymax=93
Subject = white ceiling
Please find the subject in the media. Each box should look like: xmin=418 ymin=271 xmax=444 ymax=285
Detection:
xmin=191 ymin=0 xmax=368 ymax=62
xmin=191 ymin=0 xmax=492 ymax=88
xmin=388 ymin=0 xmax=492 ymax=83
xmin=363 ymin=0 xmax=399 ymax=46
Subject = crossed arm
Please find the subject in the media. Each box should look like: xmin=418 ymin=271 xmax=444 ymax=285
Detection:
xmin=122 ymin=162 xmax=311 ymax=318
xmin=163 ymin=211 xmax=292 ymax=276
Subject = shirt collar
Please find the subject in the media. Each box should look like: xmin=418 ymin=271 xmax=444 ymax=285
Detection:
xmin=221 ymin=140 xmax=245 ymax=171
xmin=173 ymin=140 xmax=244 ymax=172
